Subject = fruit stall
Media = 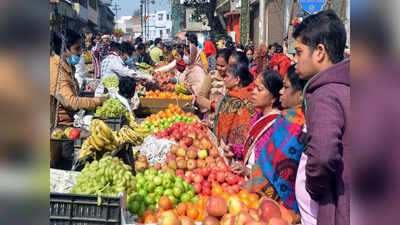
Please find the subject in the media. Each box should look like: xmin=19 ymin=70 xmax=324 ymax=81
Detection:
xmin=50 ymin=103 xmax=296 ymax=225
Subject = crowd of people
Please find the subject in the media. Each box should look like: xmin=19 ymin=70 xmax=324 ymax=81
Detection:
xmin=50 ymin=9 xmax=349 ymax=225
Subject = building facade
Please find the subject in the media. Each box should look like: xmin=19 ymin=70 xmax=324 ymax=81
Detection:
xmin=144 ymin=10 xmax=172 ymax=41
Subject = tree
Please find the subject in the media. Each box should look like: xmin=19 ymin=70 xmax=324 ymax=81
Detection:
xmin=181 ymin=0 xmax=224 ymax=38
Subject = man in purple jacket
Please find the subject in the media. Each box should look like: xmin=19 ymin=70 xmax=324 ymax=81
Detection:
xmin=293 ymin=9 xmax=350 ymax=225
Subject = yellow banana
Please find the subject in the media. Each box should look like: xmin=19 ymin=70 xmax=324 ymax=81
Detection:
xmin=90 ymin=136 xmax=103 ymax=150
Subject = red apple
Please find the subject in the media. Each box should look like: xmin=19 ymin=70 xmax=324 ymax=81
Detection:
xmin=216 ymin=172 xmax=226 ymax=183
xmin=177 ymin=148 xmax=186 ymax=157
xmin=170 ymin=145 xmax=179 ymax=154
xmin=194 ymin=174 xmax=204 ymax=183
xmin=209 ymin=147 xmax=219 ymax=157
xmin=167 ymin=152 xmax=176 ymax=160
xmin=193 ymin=183 xmax=202 ymax=194
xmin=226 ymin=173 xmax=239 ymax=185
xmin=202 ymin=187 xmax=211 ymax=196
xmin=168 ymin=160 xmax=177 ymax=170
xmin=187 ymin=149 xmax=197 ymax=159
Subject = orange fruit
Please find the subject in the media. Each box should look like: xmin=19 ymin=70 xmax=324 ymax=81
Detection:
xmin=239 ymin=189 xmax=250 ymax=201
xmin=144 ymin=214 xmax=157 ymax=224
xmin=196 ymin=208 xmax=206 ymax=222
xmin=248 ymin=193 xmax=259 ymax=203
xmin=221 ymin=192 xmax=230 ymax=201
xmin=176 ymin=202 xmax=187 ymax=216
xmin=211 ymin=185 xmax=223 ymax=196
xmin=186 ymin=207 xmax=199 ymax=220
xmin=158 ymin=196 xmax=173 ymax=210
xmin=196 ymin=196 xmax=208 ymax=210
xmin=242 ymin=198 xmax=251 ymax=207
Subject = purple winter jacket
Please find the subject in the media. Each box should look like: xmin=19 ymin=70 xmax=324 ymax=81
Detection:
xmin=304 ymin=60 xmax=350 ymax=225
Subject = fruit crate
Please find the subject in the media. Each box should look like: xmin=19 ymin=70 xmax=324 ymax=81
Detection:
xmin=50 ymin=192 xmax=121 ymax=225
xmin=135 ymin=98 xmax=194 ymax=117
xmin=93 ymin=116 xmax=128 ymax=131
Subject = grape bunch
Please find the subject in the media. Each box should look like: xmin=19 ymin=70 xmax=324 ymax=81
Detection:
xmin=95 ymin=98 xmax=127 ymax=117
xmin=70 ymin=156 xmax=136 ymax=197
xmin=103 ymin=75 xmax=119 ymax=89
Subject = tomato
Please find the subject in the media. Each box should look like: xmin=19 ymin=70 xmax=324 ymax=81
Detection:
xmin=208 ymin=172 xmax=216 ymax=181
xmin=221 ymin=182 xmax=229 ymax=189
xmin=202 ymin=187 xmax=211 ymax=196
xmin=226 ymin=186 xmax=236 ymax=195
xmin=226 ymin=173 xmax=238 ymax=185
xmin=216 ymin=172 xmax=226 ymax=183
xmin=201 ymin=180 xmax=211 ymax=189
xmin=232 ymin=184 xmax=241 ymax=193
xmin=200 ymin=166 xmax=211 ymax=177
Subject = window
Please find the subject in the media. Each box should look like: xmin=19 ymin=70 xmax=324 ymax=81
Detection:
xmin=158 ymin=14 xmax=163 ymax=21
xmin=89 ymin=0 xmax=97 ymax=10
xmin=160 ymin=30 xmax=163 ymax=37
xmin=167 ymin=14 xmax=170 ymax=20
xmin=79 ymin=0 xmax=87 ymax=8
xmin=166 ymin=29 xmax=170 ymax=34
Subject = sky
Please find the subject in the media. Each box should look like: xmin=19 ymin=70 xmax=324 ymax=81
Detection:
xmin=114 ymin=0 xmax=171 ymax=19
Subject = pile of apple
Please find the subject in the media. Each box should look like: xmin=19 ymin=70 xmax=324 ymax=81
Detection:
xmin=158 ymin=122 xmax=245 ymax=196
xmin=204 ymin=195 xmax=295 ymax=225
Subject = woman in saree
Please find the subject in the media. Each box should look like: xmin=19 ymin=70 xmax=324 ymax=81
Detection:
xmin=224 ymin=70 xmax=283 ymax=177
xmin=248 ymin=65 xmax=307 ymax=223
xmin=213 ymin=63 xmax=257 ymax=155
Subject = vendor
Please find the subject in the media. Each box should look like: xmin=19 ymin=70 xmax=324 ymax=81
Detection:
xmin=50 ymin=29 xmax=107 ymax=127
xmin=95 ymin=42 xmax=153 ymax=97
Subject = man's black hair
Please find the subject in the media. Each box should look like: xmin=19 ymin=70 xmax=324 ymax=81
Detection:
xmin=293 ymin=9 xmax=346 ymax=64
xmin=275 ymin=44 xmax=283 ymax=53
xmin=268 ymin=44 xmax=275 ymax=50
xmin=118 ymin=77 xmax=136 ymax=99
xmin=154 ymin=38 xmax=162 ymax=46
xmin=135 ymin=37 xmax=143 ymax=45
xmin=51 ymin=29 xmax=81 ymax=55
xmin=109 ymin=42 xmax=121 ymax=52
xmin=286 ymin=65 xmax=307 ymax=92
xmin=175 ymin=44 xmax=185 ymax=57
xmin=121 ymin=41 xmax=134 ymax=56
xmin=261 ymin=70 xmax=283 ymax=109
xmin=137 ymin=43 xmax=146 ymax=51
xmin=245 ymin=46 xmax=254 ymax=54
xmin=186 ymin=33 xmax=198 ymax=46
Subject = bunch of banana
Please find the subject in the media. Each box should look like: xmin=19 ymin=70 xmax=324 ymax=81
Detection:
xmin=117 ymin=125 xmax=143 ymax=146
xmin=175 ymin=82 xmax=188 ymax=94
xmin=78 ymin=119 xmax=120 ymax=159
xmin=132 ymin=125 xmax=152 ymax=139
xmin=126 ymin=111 xmax=137 ymax=129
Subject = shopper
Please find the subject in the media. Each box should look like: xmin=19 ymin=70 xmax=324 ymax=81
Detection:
xmin=50 ymin=29 xmax=106 ymax=127
xmin=196 ymin=48 xmax=232 ymax=128
xmin=203 ymin=39 xmax=217 ymax=71
xmin=150 ymin=38 xmax=164 ymax=65
xmin=224 ymin=70 xmax=282 ymax=176
xmin=136 ymin=43 xmax=155 ymax=66
xmin=213 ymin=63 xmax=256 ymax=153
xmin=293 ymin=9 xmax=350 ymax=225
xmin=180 ymin=43 xmax=208 ymax=97
xmin=250 ymin=45 xmax=268 ymax=77
xmin=269 ymin=44 xmax=292 ymax=78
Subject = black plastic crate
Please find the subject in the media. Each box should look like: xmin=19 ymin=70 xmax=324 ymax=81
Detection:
xmin=50 ymin=192 xmax=121 ymax=225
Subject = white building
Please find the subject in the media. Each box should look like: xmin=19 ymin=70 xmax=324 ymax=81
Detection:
xmin=144 ymin=10 xmax=172 ymax=41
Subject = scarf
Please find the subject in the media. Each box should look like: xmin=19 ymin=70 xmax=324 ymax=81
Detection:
xmin=252 ymin=106 xmax=305 ymax=212
xmin=213 ymin=86 xmax=257 ymax=157
xmin=204 ymin=40 xmax=217 ymax=57
xmin=176 ymin=59 xmax=187 ymax=73
xmin=242 ymin=109 xmax=280 ymax=164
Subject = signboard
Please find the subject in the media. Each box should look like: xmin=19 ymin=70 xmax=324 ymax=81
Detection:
xmin=298 ymin=0 xmax=326 ymax=15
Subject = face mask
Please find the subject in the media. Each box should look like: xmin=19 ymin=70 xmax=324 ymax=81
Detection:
xmin=66 ymin=53 xmax=80 ymax=66
xmin=247 ymin=55 xmax=253 ymax=62
xmin=125 ymin=56 xmax=133 ymax=65
xmin=183 ymin=55 xmax=190 ymax=64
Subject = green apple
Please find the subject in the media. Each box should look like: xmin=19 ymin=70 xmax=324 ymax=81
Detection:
xmin=173 ymin=186 xmax=183 ymax=197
